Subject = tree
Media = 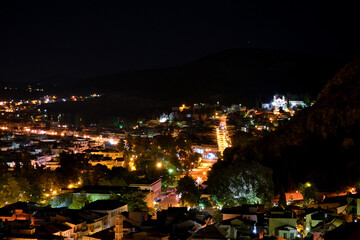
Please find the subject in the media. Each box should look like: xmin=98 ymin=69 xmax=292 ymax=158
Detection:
xmin=207 ymin=160 xmax=274 ymax=207
xmin=117 ymin=139 xmax=126 ymax=152
xmin=132 ymin=137 xmax=150 ymax=156
xmin=199 ymin=197 xmax=212 ymax=209
xmin=83 ymin=164 xmax=109 ymax=186
xmin=50 ymin=193 xmax=74 ymax=208
xmin=175 ymin=135 xmax=193 ymax=152
xmin=153 ymin=135 xmax=176 ymax=153
xmin=111 ymin=191 xmax=149 ymax=212
xmin=0 ymin=173 xmax=28 ymax=206
xmin=70 ymin=192 xmax=90 ymax=209
xmin=212 ymin=209 xmax=222 ymax=223
xmin=176 ymin=175 xmax=201 ymax=207
xmin=299 ymin=182 xmax=318 ymax=205
xmin=279 ymin=187 xmax=287 ymax=208
xmin=123 ymin=191 xmax=149 ymax=212
xmin=98 ymin=167 xmax=130 ymax=186
xmin=56 ymin=152 xmax=86 ymax=186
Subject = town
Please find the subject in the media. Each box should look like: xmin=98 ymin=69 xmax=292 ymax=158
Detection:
xmin=0 ymin=92 xmax=357 ymax=240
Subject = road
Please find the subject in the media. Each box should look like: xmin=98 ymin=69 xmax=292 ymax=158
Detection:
xmin=188 ymin=115 xmax=232 ymax=183
xmin=158 ymin=192 xmax=180 ymax=210
xmin=216 ymin=116 xmax=231 ymax=154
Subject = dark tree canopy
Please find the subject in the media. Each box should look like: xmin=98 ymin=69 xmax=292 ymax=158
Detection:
xmin=207 ymin=159 xmax=274 ymax=207
xmin=176 ymin=175 xmax=201 ymax=207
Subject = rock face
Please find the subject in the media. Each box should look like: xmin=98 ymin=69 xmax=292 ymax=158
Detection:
xmin=308 ymin=57 xmax=360 ymax=138
xmin=241 ymin=57 xmax=360 ymax=192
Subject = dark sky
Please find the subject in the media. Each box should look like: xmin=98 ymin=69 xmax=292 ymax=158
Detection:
xmin=1 ymin=0 xmax=359 ymax=83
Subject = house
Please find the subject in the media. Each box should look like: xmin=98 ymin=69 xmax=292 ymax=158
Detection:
xmin=301 ymin=208 xmax=334 ymax=236
xmin=0 ymin=202 xmax=37 ymax=224
xmin=187 ymin=223 xmax=228 ymax=240
xmin=89 ymin=149 xmax=124 ymax=160
xmin=65 ymin=218 xmax=88 ymax=240
xmin=83 ymin=200 xmax=128 ymax=229
xmin=268 ymin=207 xmax=297 ymax=238
xmin=219 ymin=216 xmax=258 ymax=239
xmin=276 ymin=225 xmax=297 ymax=239
xmin=156 ymin=207 xmax=188 ymax=227
xmin=310 ymin=218 xmax=344 ymax=240
xmin=221 ymin=204 xmax=265 ymax=222
xmin=83 ymin=227 xmax=116 ymax=240
xmin=130 ymin=178 xmax=162 ymax=201
xmin=308 ymin=195 xmax=348 ymax=214
xmin=88 ymin=156 xmax=125 ymax=169
xmin=346 ymin=193 xmax=360 ymax=215
xmin=43 ymin=222 xmax=73 ymax=239
xmin=45 ymin=158 xmax=61 ymax=170
xmin=65 ymin=209 xmax=108 ymax=236
xmin=272 ymin=191 xmax=304 ymax=206
xmin=31 ymin=154 xmax=57 ymax=168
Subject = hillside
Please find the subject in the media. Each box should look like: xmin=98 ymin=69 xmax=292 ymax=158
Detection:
xmin=235 ymin=57 xmax=360 ymax=192
xmin=70 ymin=48 xmax=341 ymax=106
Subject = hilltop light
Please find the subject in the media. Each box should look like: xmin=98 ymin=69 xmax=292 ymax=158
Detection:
xmin=68 ymin=184 xmax=73 ymax=189
xmin=306 ymin=182 xmax=311 ymax=187
xmin=157 ymin=162 xmax=162 ymax=168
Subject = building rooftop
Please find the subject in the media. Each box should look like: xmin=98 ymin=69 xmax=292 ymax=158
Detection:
xmin=276 ymin=225 xmax=296 ymax=231
xmin=130 ymin=178 xmax=161 ymax=186
xmin=83 ymin=200 xmax=127 ymax=211
xmin=188 ymin=223 xmax=228 ymax=239
xmin=43 ymin=223 xmax=72 ymax=233
xmin=85 ymin=227 xmax=115 ymax=240
xmin=74 ymin=185 xmax=141 ymax=194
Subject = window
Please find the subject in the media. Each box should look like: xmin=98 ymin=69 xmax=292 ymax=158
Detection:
xmin=283 ymin=232 xmax=287 ymax=239
xmin=290 ymin=232 xmax=295 ymax=239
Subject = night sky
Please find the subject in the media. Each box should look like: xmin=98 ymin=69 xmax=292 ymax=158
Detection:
xmin=1 ymin=0 xmax=359 ymax=83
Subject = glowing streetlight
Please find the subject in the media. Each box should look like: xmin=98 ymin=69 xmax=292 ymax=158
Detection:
xmin=157 ymin=162 xmax=162 ymax=168
xmin=168 ymin=168 xmax=174 ymax=174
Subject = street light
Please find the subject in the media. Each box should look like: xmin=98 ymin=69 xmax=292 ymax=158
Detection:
xmin=157 ymin=162 xmax=162 ymax=168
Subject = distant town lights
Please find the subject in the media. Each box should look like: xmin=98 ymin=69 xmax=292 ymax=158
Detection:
xmin=109 ymin=138 xmax=119 ymax=145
